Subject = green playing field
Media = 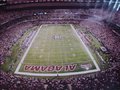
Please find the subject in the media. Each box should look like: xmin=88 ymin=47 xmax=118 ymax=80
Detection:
xmin=15 ymin=24 xmax=100 ymax=75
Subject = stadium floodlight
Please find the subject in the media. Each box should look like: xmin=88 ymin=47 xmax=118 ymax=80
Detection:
xmin=103 ymin=0 xmax=106 ymax=2
xmin=113 ymin=0 xmax=118 ymax=9
xmin=109 ymin=0 xmax=113 ymax=5
xmin=116 ymin=4 xmax=120 ymax=11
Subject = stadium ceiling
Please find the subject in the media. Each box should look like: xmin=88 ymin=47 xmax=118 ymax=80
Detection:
xmin=0 ymin=0 xmax=119 ymax=10
xmin=0 ymin=0 xmax=104 ymax=9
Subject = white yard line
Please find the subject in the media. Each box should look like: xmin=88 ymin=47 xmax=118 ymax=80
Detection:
xmin=15 ymin=24 xmax=100 ymax=76
xmin=70 ymin=24 xmax=100 ymax=71
xmin=48 ymin=28 xmax=52 ymax=65
xmin=15 ymin=25 xmax=43 ymax=74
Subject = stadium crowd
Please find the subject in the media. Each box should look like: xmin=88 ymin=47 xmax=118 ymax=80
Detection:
xmin=0 ymin=22 xmax=36 ymax=64
xmin=80 ymin=20 xmax=120 ymax=60
xmin=0 ymin=9 xmax=120 ymax=90
xmin=113 ymin=11 xmax=120 ymax=25
xmin=0 ymin=63 xmax=120 ymax=90
xmin=0 ymin=9 xmax=108 ymax=25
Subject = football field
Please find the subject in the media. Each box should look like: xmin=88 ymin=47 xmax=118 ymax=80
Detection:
xmin=15 ymin=24 xmax=100 ymax=76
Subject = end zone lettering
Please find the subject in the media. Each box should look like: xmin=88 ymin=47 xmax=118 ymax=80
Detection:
xmin=24 ymin=64 xmax=77 ymax=72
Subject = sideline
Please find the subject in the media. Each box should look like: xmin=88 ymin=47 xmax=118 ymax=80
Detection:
xmin=15 ymin=25 xmax=43 ymax=74
xmin=70 ymin=24 xmax=100 ymax=71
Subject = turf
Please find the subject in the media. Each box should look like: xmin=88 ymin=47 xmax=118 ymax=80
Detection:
xmin=19 ymin=24 xmax=96 ymax=73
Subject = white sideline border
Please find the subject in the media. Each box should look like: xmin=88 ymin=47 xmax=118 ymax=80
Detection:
xmin=15 ymin=25 xmax=43 ymax=73
xmin=15 ymin=24 xmax=100 ymax=77
xmin=70 ymin=24 xmax=100 ymax=71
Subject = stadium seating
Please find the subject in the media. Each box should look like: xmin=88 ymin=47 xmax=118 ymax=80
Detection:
xmin=0 ymin=8 xmax=120 ymax=90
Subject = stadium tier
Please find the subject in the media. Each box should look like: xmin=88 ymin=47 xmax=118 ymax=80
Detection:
xmin=0 ymin=1 xmax=120 ymax=90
